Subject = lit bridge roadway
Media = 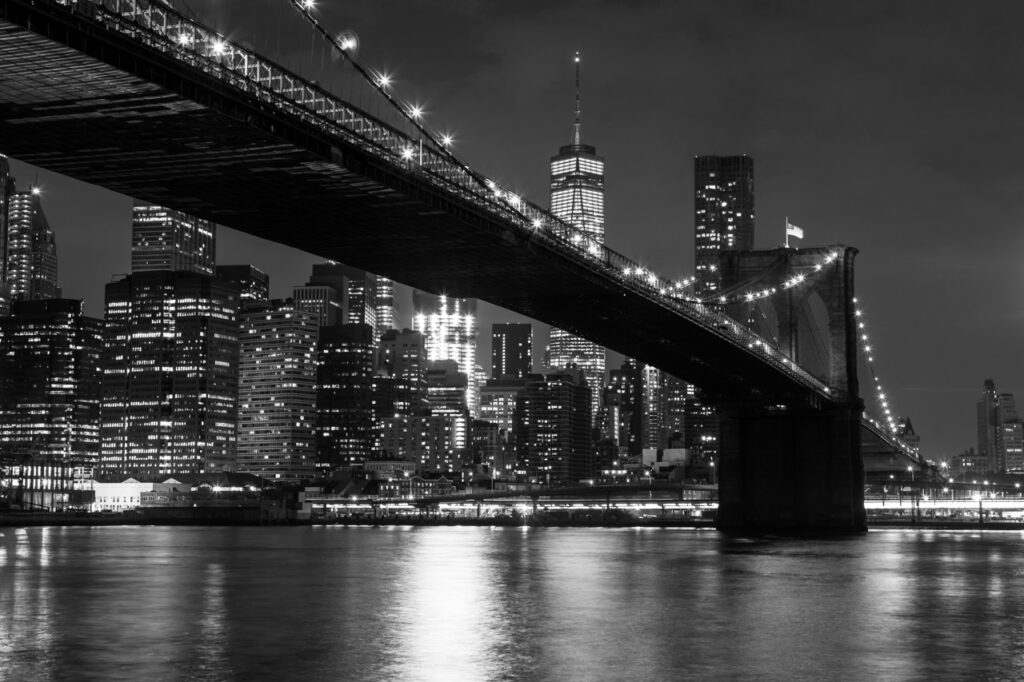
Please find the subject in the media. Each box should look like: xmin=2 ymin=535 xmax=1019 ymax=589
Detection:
xmin=0 ymin=0 xmax=926 ymax=525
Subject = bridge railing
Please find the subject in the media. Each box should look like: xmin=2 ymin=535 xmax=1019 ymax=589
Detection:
xmin=48 ymin=0 xmax=831 ymax=397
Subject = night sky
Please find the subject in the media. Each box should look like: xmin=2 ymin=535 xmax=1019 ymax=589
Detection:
xmin=9 ymin=0 xmax=1024 ymax=459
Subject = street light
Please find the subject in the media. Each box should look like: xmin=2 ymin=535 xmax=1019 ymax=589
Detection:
xmin=907 ymin=465 xmax=914 ymax=482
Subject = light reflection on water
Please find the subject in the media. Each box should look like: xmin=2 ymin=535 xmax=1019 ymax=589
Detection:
xmin=2 ymin=526 xmax=1024 ymax=680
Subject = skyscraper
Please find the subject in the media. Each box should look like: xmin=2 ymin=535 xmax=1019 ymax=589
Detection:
xmin=375 ymin=274 xmax=395 ymax=333
xmin=131 ymin=203 xmax=215 ymax=275
xmin=100 ymin=272 xmax=240 ymax=476
xmin=0 ymin=155 xmax=16 ymax=315
xmin=294 ymin=262 xmax=378 ymax=336
xmin=0 ymin=299 xmax=103 ymax=466
xmin=5 ymin=187 xmax=59 ymax=304
xmin=237 ymin=301 xmax=319 ymax=481
xmin=413 ymin=292 xmax=479 ymax=416
xmin=694 ymin=155 xmax=755 ymax=299
xmin=514 ymin=368 xmax=592 ymax=485
xmin=548 ymin=52 xmax=606 ymax=419
xmin=977 ymin=379 xmax=1002 ymax=474
xmin=315 ymin=323 xmax=376 ymax=470
xmin=491 ymin=322 xmax=532 ymax=379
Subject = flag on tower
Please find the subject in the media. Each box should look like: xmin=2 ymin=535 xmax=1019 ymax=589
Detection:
xmin=786 ymin=221 xmax=804 ymax=240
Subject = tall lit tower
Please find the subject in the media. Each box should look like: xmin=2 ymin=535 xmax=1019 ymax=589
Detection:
xmin=5 ymin=186 xmax=59 ymax=304
xmin=694 ymin=155 xmax=754 ymax=298
xmin=413 ymin=292 xmax=479 ymax=416
xmin=548 ymin=52 xmax=606 ymax=418
xmin=0 ymin=155 xmax=16 ymax=315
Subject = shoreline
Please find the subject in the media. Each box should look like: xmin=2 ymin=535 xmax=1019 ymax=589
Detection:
xmin=3 ymin=511 xmax=1024 ymax=531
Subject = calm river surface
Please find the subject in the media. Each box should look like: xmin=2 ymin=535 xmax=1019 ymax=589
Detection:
xmin=2 ymin=526 xmax=1024 ymax=681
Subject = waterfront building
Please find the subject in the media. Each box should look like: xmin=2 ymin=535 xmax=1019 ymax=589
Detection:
xmin=315 ymin=323 xmax=375 ymax=471
xmin=100 ymin=271 xmax=240 ymax=477
xmin=694 ymin=155 xmax=754 ymax=299
xmin=491 ymin=322 xmax=532 ymax=379
xmin=413 ymin=291 xmax=479 ymax=416
xmin=548 ymin=53 xmax=606 ymax=420
xmin=514 ymin=368 xmax=592 ymax=485
xmin=378 ymin=414 xmax=463 ymax=473
xmin=237 ymin=301 xmax=319 ymax=481
xmin=0 ymin=299 xmax=103 ymax=467
xmin=216 ymin=265 xmax=269 ymax=306
xmin=131 ymin=203 xmax=215 ymax=275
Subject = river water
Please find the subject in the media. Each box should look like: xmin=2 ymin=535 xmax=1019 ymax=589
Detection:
xmin=2 ymin=526 xmax=1023 ymax=681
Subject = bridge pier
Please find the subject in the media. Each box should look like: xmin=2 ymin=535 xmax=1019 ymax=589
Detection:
xmin=716 ymin=401 xmax=866 ymax=533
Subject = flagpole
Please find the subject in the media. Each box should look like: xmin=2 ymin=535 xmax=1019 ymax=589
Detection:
xmin=785 ymin=216 xmax=789 ymax=248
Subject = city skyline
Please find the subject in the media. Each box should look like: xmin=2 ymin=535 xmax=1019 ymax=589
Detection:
xmin=5 ymin=0 xmax=1024 ymax=456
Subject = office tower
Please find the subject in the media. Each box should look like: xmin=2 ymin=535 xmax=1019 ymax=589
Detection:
xmin=685 ymin=382 xmax=718 ymax=476
xmin=100 ymin=271 xmax=240 ymax=476
xmin=377 ymin=328 xmax=427 ymax=415
xmin=5 ymin=187 xmax=59 ymax=304
xmin=491 ymin=322 xmax=532 ymax=379
xmin=316 ymin=323 xmax=375 ymax=470
xmin=425 ymin=360 xmax=470 ymax=455
xmin=548 ymin=53 xmax=606 ymax=419
xmin=641 ymin=364 xmax=662 ymax=450
xmin=294 ymin=262 xmax=378 ymax=335
xmin=131 ymin=203 xmax=215 ymax=275
xmin=481 ymin=378 xmax=529 ymax=440
xmin=694 ymin=155 xmax=755 ymax=299
xmin=236 ymin=301 xmax=319 ymax=481
xmin=660 ymin=372 xmax=687 ymax=447
xmin=0 ymin=299 xmax=103 ymax=466
xmin=379 ymin=414 xmax=463 ymax=472
xmin=977 ymin=379 xmax=1002 ymax=474
xmin=216 ymin=265 xmax=269 ymax=305
xmin=0 ymin=155 xmax=15 ymax=315
xmin=514 ymin=368 xmax=592 ymax=485
xmin=999 ymin=393 xmax=1024 ymax=472
xmin=375 ymin=274 xmax=395 ymax=333
xmin=413 ymin=291 xmax=479 ymax=416
xmin=604 ymin=359 xmax=641 ymax=455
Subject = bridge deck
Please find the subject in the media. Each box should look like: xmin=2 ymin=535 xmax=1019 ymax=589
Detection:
xmin=0 ymin=0 xmax=840 ymax=404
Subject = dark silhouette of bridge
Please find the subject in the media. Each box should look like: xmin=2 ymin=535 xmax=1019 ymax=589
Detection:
xmin=0 ymin=0 xmax=922 ymax=531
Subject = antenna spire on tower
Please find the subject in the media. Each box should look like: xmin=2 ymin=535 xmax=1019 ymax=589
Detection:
xmin=572 ymin=51 xmax=582 ymax=146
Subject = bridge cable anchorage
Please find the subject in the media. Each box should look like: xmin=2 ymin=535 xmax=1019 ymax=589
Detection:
xmin=854 ymin=298 xmax=913 ymax=452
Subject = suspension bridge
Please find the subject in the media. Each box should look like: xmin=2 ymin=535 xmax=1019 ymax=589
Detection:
xmin=0 ymin=0 xmax=926 ymax=531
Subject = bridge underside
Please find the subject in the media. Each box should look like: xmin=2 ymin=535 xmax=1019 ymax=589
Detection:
xmin=0 ymin=2 xmax=825 ymax=402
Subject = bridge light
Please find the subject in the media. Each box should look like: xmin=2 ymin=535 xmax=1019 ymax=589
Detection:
xmin=210 ymin=38 xmax=226 ymax=56
xmin=176 ymin=33 xmax=192 ymax=47
xmin=409 ymin=104 xmax=423 ymax=119
xmin=377 ymin=73 xmax=392 ymax=88
xmin=441 ymin=133 xmax=454 ymax=147
xmin=531 ymin=219 xmax=542 ymax=229
xmin=401 ymin=147 xmax=414 ymax=160
xmin=301 ymin=0 xmax=316 ymax=9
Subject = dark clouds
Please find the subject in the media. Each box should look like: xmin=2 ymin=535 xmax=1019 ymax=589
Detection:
xmin=12 ymin=0 xmax=1024 ymax=457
